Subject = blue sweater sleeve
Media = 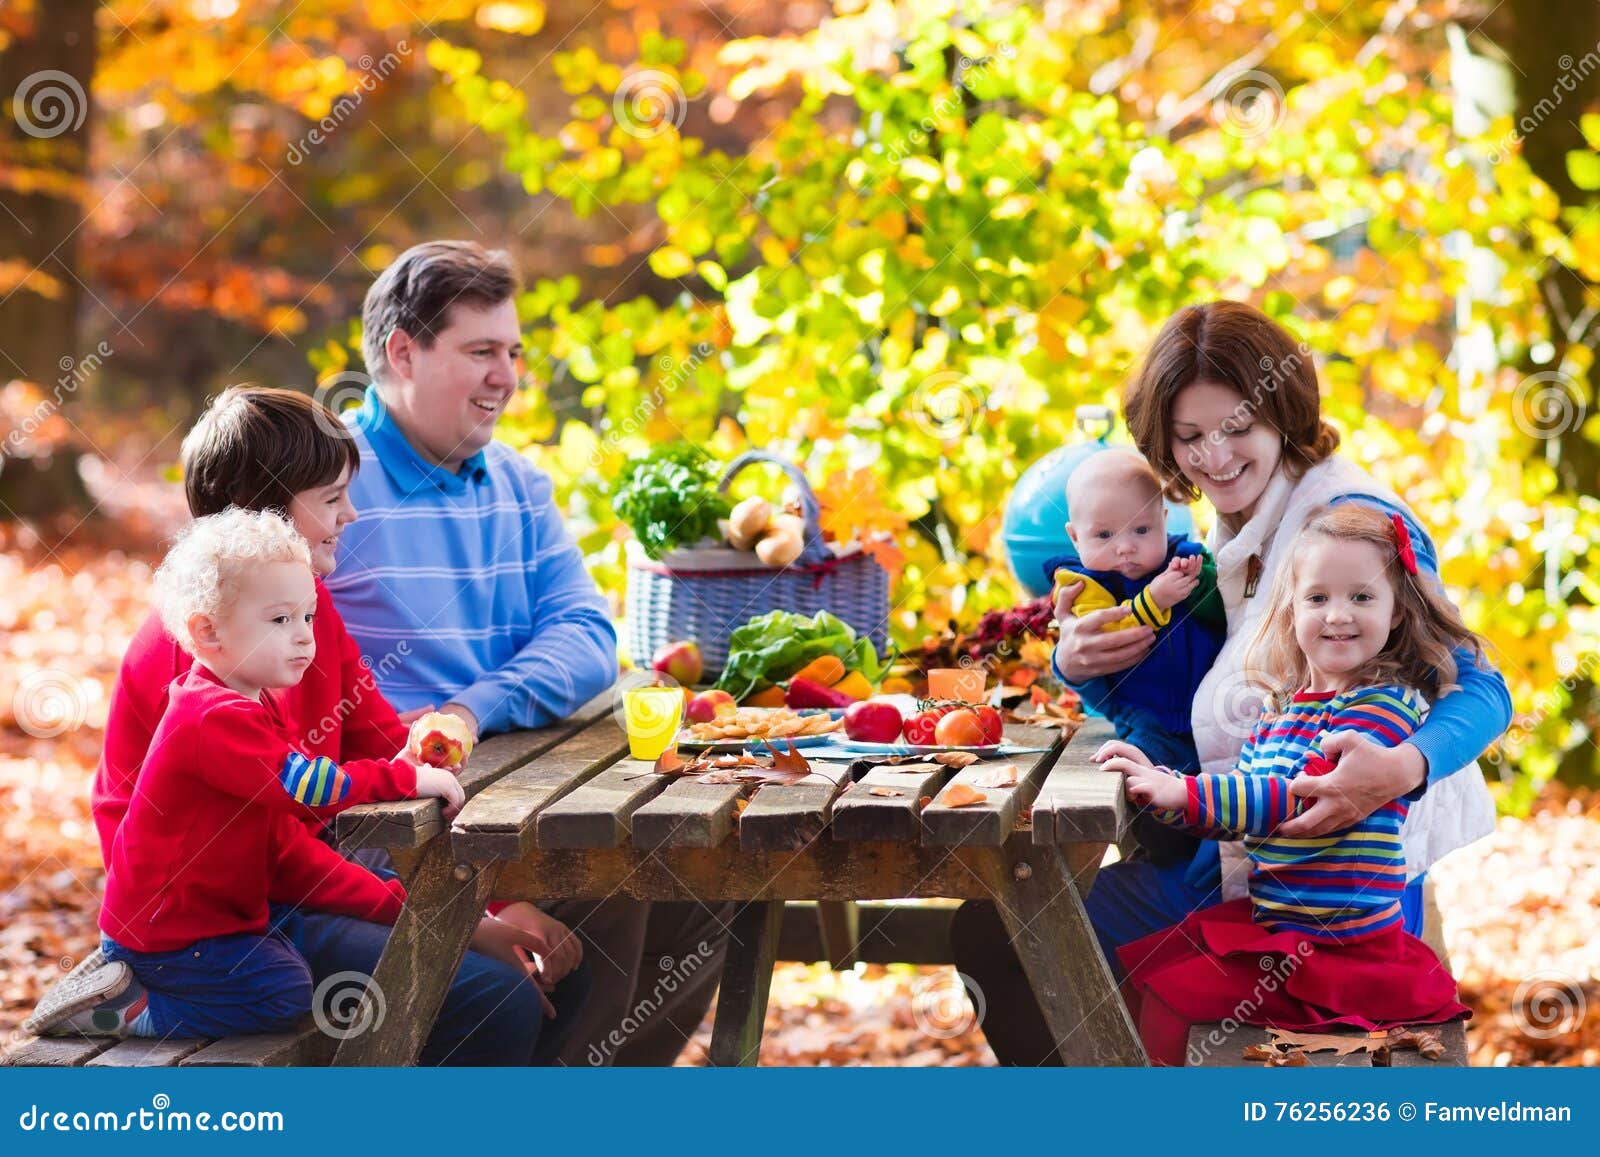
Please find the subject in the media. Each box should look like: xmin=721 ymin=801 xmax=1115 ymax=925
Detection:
xmin=452 ymin=461 xmax=619 ymax=735
xmin=1329 ymin=494 xmax=1512 ymax=781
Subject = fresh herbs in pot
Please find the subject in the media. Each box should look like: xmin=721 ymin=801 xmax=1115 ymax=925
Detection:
xmin=611 ymin=445 xmax=732 ymax=560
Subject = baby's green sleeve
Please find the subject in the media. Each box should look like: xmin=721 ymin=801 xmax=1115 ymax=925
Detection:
xmin=1185 ymin=546 xmax=1227 ymax=631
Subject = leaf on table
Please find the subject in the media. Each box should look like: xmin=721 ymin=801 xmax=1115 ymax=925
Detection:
xmin=880 ymin=761 xmax=943 ymax=774
xmin=971 ymin=763 xmax=1018 ymax=788
xmin=1241 ymin=1043 xmax=1278 ymax=1062
xmin=934 ymin=751 xmax=979 ymax=767
xmin=1266 ymin=1048 xmax=1309 ymax=1067
xmin=770 ymin=741 xmax=811 ymax=776
xmin=868 ymin=786 xmax=904 ymax=797
xmin=917 ymin=795 xmax=933 ymax=809
xmin=654 ymin=747 xmax=691 ymax=775
xmin=1266 ymin=1028 xmax=1390 ymax=1056
xmin=936 ymin=783 xmax=987 ymax=808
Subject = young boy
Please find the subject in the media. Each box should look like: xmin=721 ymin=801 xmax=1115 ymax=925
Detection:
xmin=30 ymin=386 xmax=580 ymax=1064
xmin=44 ymin=509 xmax=462 ymax=1039
xmin=1047 ymin=449 xmax=1226 ymax=862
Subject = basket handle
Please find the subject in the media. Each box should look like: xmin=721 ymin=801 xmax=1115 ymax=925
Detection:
xmin=717 ymin=450 xmax=833 ymax=566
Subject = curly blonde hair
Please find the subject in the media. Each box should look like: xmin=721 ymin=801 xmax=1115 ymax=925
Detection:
xmin=1243 ymin=503 xmax=1489 ymax=704
xmin=152 ymin=507 xmax=311 ymax=654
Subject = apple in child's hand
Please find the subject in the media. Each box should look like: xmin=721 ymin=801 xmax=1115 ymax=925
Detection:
xmin=686 ymin=689 xmax=736 ymax=723
xmin=844 ymin=700 xmax=904 ymax=743
xmin=407 ymin=711 xmax=476 ymax=769
xmin=652 ymin=641 xmax=704 ymax=687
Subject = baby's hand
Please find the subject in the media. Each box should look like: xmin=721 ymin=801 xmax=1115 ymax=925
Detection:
xmin=414 ymin=764 xmax=466 ymax=818
xmin=1101 ymin=757 xmax=1187 ymax=811
xmin=1147 ymin=555 xmax=1200 ymax=610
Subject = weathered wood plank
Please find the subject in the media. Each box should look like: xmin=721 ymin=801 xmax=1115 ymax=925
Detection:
xmin=736 ymin=762 xmax=851 ymax=852
xmin=86 ymin=1037 xmax=209 ymax=1067
xmin=708 ymin=902 xmax=784 ymax=1066
xmin=451 ymin=716 xmax=630 ymax=861
xmin=1 ymin=1036 xmax=116 ymax=1066
xmin=829 ymin=763 xmax=954 ymax=842
xmin=921 ymin=728 xmax=1063 ymax=847
xmin=534 ymin=759 xmax=674 ymax=849
xmin=975 ymin=839 xmax=1147 ymax=1066
xmin=1031 ymin=718 xmax=1120 ymax=845
xmin=331 ymin=841 xmax=497 ymax=1067
xmin=182 ymin=1022 xmax=334 ymax=1066
xmin=493 ymin=832 xmax=1106 ymax=903
xmin=337 ymin=691 xmax=613 ymax=851
xmin=631 ymin=779 xmax=749 ymax=849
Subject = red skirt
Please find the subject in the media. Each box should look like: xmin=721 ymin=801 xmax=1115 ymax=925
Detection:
xmin=1117 ymin=899 xmax=1471 ymax=1066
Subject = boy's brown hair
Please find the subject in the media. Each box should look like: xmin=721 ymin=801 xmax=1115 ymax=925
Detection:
xmin=361 ymin=240 xmax=519 ymax=382
xmin=1244 ymin=503 xmax=1489 ymax=702
xmin=181 ymin=386 xmax=360 ymax=517
xmin=1123 ymin=300 xmax=1341 ymax=504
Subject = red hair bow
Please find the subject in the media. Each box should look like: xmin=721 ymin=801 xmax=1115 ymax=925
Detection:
xmin=1391 ymin=513 xmax=1418 ymax=576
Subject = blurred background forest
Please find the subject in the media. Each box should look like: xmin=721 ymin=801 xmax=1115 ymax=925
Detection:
xmin=1 ymin=0 xmax=1597 ymax=1063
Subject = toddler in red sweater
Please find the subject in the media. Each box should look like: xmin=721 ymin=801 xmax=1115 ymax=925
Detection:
xmin=57 ymin=508 xmax=462 ymax=1038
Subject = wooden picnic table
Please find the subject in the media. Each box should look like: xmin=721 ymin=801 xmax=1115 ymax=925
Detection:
xmin=329 ymin=697 xmax=1146 ymax=1067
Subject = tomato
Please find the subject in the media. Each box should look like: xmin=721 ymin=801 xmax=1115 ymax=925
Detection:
xmin=902 ymin=710 xmax=941 ymax=746
xmin=974 ymin=705 xmax=1004 ymax=745
xmin=934 ymin=708 xmax=986 ymax=747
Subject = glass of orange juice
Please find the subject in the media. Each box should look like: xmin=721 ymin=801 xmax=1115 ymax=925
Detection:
xmin=623 ymin=686 xmax=685 ymax=761
xmin=929 ymin=667 xmax=986 ymax=704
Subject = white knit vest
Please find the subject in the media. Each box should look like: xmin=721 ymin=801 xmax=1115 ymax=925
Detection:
xmin=1189 ymin=456 xmax=1497 ymax=899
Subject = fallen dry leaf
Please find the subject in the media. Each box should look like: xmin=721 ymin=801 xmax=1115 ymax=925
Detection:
xmin=936 ymin=783 xmax=987 ymax=809
xmin=934 ymin=751 xmax=979 ymax=767
xmin=917 ymin=795 xmax=933 ymax=809
xmin=654 ymin=747 xmax=689 ymax=774
xmin=868 ymin=786 xmax=904 ymax=798
xmin=971 ymin=763 xmax=1018 ymax=788
xmin=1267 ymin=1028 xmax=1390 ymax=1056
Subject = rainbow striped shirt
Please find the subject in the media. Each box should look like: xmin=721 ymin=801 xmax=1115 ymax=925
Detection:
xmin=1155 ymin=684 xmax=1424 ymax=942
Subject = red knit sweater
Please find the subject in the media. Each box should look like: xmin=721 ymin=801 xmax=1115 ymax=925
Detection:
xmin=93 ymin=579 xmax=413 ymax=861
xmin=100 ymin=665 xmax=410 ymax=952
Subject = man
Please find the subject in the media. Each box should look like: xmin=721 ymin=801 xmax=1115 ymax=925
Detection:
xmin=327 ymin=240 xmax=730 ymax=1065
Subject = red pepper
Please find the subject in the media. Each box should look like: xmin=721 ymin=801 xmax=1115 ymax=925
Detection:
xmin=785 ymin=676 xmax=855 ymax=709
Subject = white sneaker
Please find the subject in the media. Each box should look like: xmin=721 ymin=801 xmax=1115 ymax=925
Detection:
xmin=24 ymin=951 xmax=136 ymax=1038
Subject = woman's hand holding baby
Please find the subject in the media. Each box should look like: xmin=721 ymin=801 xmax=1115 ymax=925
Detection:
xmin=1053 ymin=581 xmax=1157 ymax=680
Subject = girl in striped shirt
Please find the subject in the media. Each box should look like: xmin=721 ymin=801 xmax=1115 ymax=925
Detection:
xmin=1095 ymin=503 xmax=1489 ymax=1064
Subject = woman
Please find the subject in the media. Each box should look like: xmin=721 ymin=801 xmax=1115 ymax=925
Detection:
xmin=951 ymin=300 xmax=1510 ymax=1065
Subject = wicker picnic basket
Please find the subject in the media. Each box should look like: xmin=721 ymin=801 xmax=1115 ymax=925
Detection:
xmin=625 ymin=450 xmax=891 ymax=679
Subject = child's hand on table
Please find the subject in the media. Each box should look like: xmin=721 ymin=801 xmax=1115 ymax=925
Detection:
xmin=1147 ymin=554 xmax=1201 ymax=610
xmin=1100 ymin=757 xmax=1187 ymax=811
xmin=1091 ymin=739 xmax=1155 ymax=769
xmin=412 ymin=763 xmax=466 ymax=818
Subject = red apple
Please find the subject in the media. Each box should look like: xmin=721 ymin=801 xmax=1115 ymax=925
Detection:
xmin=407 ymin=711 xmax=475 ymax=769
xmin=652 ymin=640 xmax=703 ymax=687
xmin=844 ymin=700 xmax=904 ymax=744
xmin=687 ymin=689 xmax=736 ymax=723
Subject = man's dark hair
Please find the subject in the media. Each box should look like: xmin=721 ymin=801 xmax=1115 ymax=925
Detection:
xmin=361 ymin=240 xmax=519 ymax=382
xmin=181 ymin=386 xmax=360 ymax=517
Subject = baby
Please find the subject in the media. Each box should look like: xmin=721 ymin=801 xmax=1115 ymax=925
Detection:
xmin=1049 ymin=449 xmax=1225 ymax=859
xmin=55 ymin=508 xmax=462 ymax=1039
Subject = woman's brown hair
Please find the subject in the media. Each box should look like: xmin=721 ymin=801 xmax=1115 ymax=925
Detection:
xmin=1243 ymin=503 xmax=1489 ymax=703
xmin=1123 ymin=300 xmax=1340 ymax=503
xmin=181 ymin=386 xmax=361 ymax=517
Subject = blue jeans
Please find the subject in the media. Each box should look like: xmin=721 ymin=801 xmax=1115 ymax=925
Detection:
xmin=101 ymin=930 xmax=312 ymax=1038
xmin=268 ymin=903 xmax=588 ymax=1066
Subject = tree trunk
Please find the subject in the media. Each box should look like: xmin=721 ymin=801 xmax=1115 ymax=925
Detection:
xmin=1488 ymin=1 xmax=1600 ymax=784
xmin=0 ymin=0 xmax=98 ymax=520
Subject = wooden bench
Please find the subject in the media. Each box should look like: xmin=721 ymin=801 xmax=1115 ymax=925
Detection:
xmin=1184 ymin=879 xmax=1470 ymax=1067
